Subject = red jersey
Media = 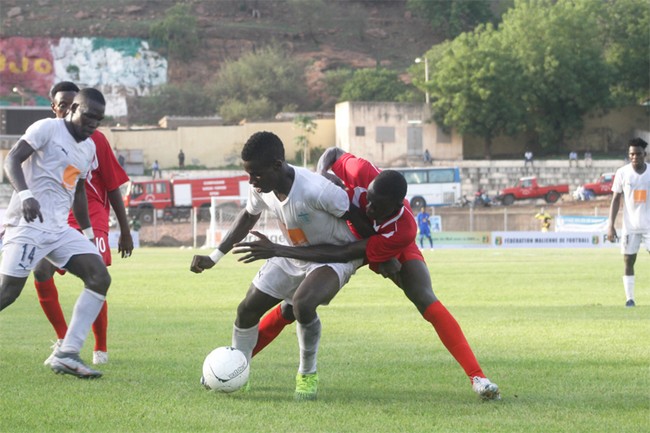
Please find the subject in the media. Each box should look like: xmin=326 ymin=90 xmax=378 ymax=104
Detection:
xmin=67 ymin=130 xmax=129 ymax=233
xmin=331 ymin=153 xmax=423 ymax=266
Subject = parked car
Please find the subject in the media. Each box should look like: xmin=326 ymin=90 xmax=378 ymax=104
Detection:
xmin=496 ymin=177 xmax=569 ymax=205
xmin=582 ymin=172 xmax=615 ymax=197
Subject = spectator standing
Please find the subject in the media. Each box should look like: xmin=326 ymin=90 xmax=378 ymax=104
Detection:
xmin=535 ymin=207 xmax=553 ymax=232
xmin=569 ymin=151 xmax=578 ymax=167
xmin=607 ymin=138 xmax=649 ymax=308
xmin=524 ymin=151 xmax=534 ymax=169
xmin=151 ymin=160 xmax=161 ymax=179
xmin=178 ymin=149 xmax=185 ymax=168
xmin=584 ymin=151 xmax=592 ymax=168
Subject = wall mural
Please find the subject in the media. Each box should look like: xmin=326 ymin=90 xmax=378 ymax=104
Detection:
xmin=0 ymin=37 xmax=167 ymax=117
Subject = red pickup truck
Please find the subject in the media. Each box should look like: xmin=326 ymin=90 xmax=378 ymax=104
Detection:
xmin=496 ymin=177 xmax=569 ymax=205
xmin=582 ymin=172 xmax=615 ymax=196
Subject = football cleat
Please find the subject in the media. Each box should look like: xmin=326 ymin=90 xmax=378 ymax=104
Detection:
xmin=50 ymin=351 xmax=102 ymax=379
xmin=625 ymin=299 xmax=636 ymax=308
xmin=472 ymin=376 xmax=501 ymax=400
xmin=295 ymin=372 xmax=319 ymax=401
xmin=43 ymin=339 xmax=64 ymax=366
xmin=93 ymin=351 xmax=109 ymax=365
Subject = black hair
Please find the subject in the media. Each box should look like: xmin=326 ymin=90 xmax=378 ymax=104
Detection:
xmin=373 ymin=170 xmax=407 ymax=202
xmin=49 ymin=81 xmax=79 ymax=100
xmin=77 ymin=87 xmax=106 ymax=106
xmin=629 ymin=137 xmax=648 ymax=150
xmin=241 ymin=131 xmax=285 ymax=163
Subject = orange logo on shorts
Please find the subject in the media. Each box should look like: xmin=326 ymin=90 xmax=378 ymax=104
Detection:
xmin=633 ymin=189 xmax=647 ymax=204
xmin=62 ymin=165 xmax=81 ymax=190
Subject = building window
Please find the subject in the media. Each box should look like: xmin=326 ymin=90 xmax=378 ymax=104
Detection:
xmin=355 ymin=126 xmax=365 ymax=137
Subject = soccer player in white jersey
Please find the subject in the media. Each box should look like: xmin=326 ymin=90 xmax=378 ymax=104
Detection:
xmin=190 ymin=131 xmax=362 ymax=400
xmin=0 ymin=88 xmax=111 ymax=378
xmin=607 ymin=138 xmax=650 ymax=307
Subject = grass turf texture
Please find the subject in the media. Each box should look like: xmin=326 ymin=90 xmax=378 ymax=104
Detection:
xmin=0 ymin=247 xmax=647 ymax=433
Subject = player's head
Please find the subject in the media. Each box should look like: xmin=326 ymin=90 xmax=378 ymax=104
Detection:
xmin=67 ymin=88 xmax=105 ymax=141
xmin=241 ymin=131 xmax=287 ymax=193
xmin=366 ymin=170 xmax=407 ymax=222
xmin=50 ymin=81 xmax=80 ymax=119
xmin=628 ymin=138 xmax=648 ymax=169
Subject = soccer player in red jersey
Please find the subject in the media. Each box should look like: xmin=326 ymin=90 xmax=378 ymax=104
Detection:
xmin=234 ymin=147 xmax=500 ymax=400
xmin=34 ymin=82 xmax=133 ymax=366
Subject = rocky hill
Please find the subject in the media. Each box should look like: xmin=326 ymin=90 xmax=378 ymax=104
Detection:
xmin=2 ymin=0 xmax=439 ymax=99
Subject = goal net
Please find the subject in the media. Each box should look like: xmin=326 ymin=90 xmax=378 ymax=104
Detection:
xmin=205 ymin=196 xmax=289 ymax=248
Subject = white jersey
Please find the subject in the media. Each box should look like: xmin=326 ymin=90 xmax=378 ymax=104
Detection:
xmin=3 ymin=118 xmax=95 ymax=233
xmin=612 ymin=163 xmax=650 ymax=233
xmin=246 ymin=165 xmax=356 ymax=248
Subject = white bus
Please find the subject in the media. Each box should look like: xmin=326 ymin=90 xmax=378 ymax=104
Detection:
xmin=393 ymin=167 xmax=461 ymax=209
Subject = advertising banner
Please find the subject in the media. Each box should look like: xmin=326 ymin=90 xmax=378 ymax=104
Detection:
xmin=555 ymin=215 xmax=609 ymax=232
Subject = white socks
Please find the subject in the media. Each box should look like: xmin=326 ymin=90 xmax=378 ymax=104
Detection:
xmin=623 ymin=275 xmax=635 ymax=301
xmin=232 ymin=324 xmax=259 ymax=363
xmin=296 ymin=316 xmax=321 ymax=374
xmin=60 ymin=288 xmax=106 ymax=354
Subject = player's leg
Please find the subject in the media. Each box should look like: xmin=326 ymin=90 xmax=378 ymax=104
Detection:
xmin=91 ymin=231 xmax=112 ymax=364
xmin=0 ymin=274 xmax=29 ymax=311
xmin=292 ymin=263 xmax=350 ymax=401
xmin=399 ymin=259 xmax=500 ymax=400
xmin=33 ymin=259 xmax=67 ymax=338
xmin=252 ymin=301 xmax=295 ymax=357
xmin=47 ymin=230 xmax=111 ymax=378
xmin=621 ymin=233 xmax=640 ymax=307
xmin=233 ymin=282 xmax=282 ymax=361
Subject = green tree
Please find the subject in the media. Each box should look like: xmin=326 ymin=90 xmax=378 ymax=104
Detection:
xmin=340 ymin=68 xmax=411 ymax=102
xmin=428 ymin=25 xmax=526 ymax=159
xmin=212 ymin=44 xmax=309 ymax=124
xmin=407 ymin=0 xmax=497 ymax=39
xmin=129 ymin=83 xmax=216 ymax=125
xmin=601 ymin=0 xmax=650 ymax=104
xmin=293 ymin=115 xmax=318 ymax=167
xmin=499 ymin=0 xmax=611 ymax=151
xmin=149 ymin=4 xmax=200 ymax=61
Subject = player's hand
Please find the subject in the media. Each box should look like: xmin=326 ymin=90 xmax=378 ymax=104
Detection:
xmin=232 ymin=231 xmax=277 ymax=263
xmin=375 ymin=258 xmax=402 ymax=283
xmin=22 ymin=197 xmax=43 ymax=223
xmin=118 ymin=231 xmax=134 ymax=258
xmin=190 ymin=255 xmax=216 ymax=273
xmin=607 ymin=227 xmax=618 ymax=243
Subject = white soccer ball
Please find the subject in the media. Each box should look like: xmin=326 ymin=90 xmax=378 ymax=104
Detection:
xmin=201 ymin=346 xmax=250 ymax=393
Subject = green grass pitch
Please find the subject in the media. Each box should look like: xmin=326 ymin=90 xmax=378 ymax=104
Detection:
xmin=0 ymin=247 xmax=647 ymax=433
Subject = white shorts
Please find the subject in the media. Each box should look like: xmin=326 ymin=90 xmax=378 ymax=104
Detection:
xmin=0 ymin=225 xmax=100 ymax=278
xmin=620 ymin=232 xmax=650 ymax=255
xmin=252 ymin=257 xmax=363 ymax=304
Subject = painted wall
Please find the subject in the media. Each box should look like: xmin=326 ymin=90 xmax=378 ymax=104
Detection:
xmin=101 ymin=119 xmax=336 ymax=170
xmin=0 ymin=37 xmax=167 ymax=117
xmin=335 ymin=101 xmax=463 ymax=165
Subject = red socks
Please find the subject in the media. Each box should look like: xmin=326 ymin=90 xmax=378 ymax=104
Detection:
xmin=252 ymin=304 xmax=294 ymax=357
xmin=35 ymin=278 xmax=68 ymax=339
xmin=423 ymin=301 xmax=485 ymax=379
xmin=92 ymin=302 xmax=108 ymax=352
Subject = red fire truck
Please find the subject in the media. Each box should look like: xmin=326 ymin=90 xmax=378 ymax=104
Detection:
xmin=123 ymin=175 xmax=249 ymax=223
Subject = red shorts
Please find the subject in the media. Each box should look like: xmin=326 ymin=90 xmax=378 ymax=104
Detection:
xmin=368 ymin=241 xmax=423 ymax=273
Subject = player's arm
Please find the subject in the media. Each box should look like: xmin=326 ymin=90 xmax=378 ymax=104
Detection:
xmin=190 ymin=209 xmax=261 ymax=273
xmin=71 ymin=181 xmax=94 ymax=241
xmin=108 ymin=187 xmax=133 ymax=258
xmin=316 ymin=147 xmax=346 ymax=175
xmin=234 ymin=230 xmax=368 ymax=263
xmin=4 ymin=140 xmax=43 ymax=223
xmin=607 ymin=191 xmax=622 ymax=242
